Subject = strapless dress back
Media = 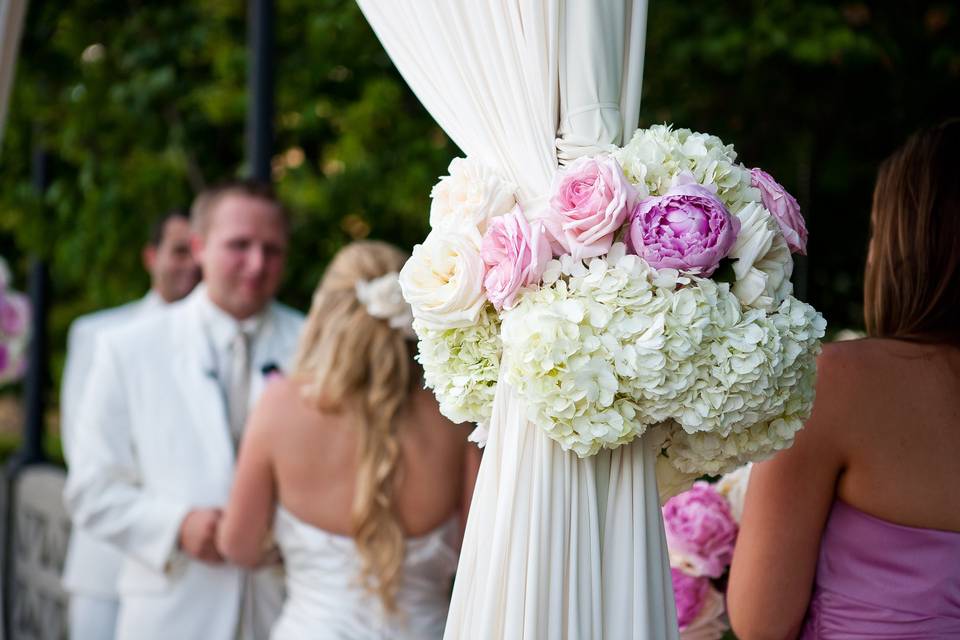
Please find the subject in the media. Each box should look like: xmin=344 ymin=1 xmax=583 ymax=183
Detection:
xmin=801 ymin=500 xmax=960 ymax=639
xmin=271 ymin=505 xmax=459 ymax=639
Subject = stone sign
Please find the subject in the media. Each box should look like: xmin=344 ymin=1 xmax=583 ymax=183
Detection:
xmin=4 ymin=466 xmax=69 ymax=640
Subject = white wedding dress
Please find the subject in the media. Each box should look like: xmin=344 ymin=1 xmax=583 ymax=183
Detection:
xmin=270 ymin=506 xmax=460 ymax=639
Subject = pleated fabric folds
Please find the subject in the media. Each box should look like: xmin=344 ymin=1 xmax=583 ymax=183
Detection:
xmin=356 ymin=2 xmax=678 ymax=637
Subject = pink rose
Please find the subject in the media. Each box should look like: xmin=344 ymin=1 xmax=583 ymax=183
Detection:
xmin=0 ymin=292 xmax=29 ymax=337
xmin=626 ymin=176 xmax=739 ymax=277
xmin=545 ymin=155 xmax=636 ymax=260
xmin=480 ymin=208 xmax=551 ymax=310
xmin=663 ymin=482 xmax=738 ymax=578
xmin=751 ymin=168 xmax=807 ymax=255
xmin=671 ymin=568 xmax=709 ymax=629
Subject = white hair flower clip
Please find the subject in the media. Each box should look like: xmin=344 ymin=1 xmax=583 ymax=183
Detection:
xmin=355 ymin=272 xmax=416 ymax=338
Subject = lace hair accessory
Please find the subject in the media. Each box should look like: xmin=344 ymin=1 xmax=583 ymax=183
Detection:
xmin=355 ymin=272 xmax=416 ymax=338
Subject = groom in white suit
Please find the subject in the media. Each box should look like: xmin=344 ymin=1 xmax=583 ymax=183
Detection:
xmin=65 ymin=181 xmax=304 ymax=640
xmin=61 ymin=209 xmax=200 ymax=640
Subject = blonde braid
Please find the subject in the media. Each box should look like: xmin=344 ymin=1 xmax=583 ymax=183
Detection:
xmin=292 ymin=241 xmax=413 ymax=612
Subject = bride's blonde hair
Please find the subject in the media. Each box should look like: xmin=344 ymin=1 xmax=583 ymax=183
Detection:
xmin=291 ymin=240 xmax=414 ymax=612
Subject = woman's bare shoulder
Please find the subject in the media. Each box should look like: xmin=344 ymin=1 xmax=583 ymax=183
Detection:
xmin=249 ymin=375 xmax=319 ymax=433
xmin=257 ymin=375 xmax=303 ymax=410
xmin=794 ymin=339 xmax=883 ymax=451
xmin=816 ymin=338 xmax=898 ymax=394
xmin=409 ymin=387 xmax=471 ymax=444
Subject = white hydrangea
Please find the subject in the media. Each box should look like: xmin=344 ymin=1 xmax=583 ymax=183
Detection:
xmin=500 ymin=243 xmax=825 ymax=463
xmin=414 ymin=304 xmax=501 ymax=425
xmin=613 ymin=124 xmax=755 ymax=212
xmin=662 ymin=295 xmax=825 ymax=475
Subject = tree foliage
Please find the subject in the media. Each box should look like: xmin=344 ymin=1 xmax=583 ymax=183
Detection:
xmin=0 ymin=1 xmax=957 ymax=390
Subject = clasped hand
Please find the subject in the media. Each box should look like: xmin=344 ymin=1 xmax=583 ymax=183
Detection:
xmin=179 ymin=508 xmax=280 ymax=567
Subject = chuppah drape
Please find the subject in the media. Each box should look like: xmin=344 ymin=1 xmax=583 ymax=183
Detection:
xmin=357 ymin=2 xmax=678 ymax=637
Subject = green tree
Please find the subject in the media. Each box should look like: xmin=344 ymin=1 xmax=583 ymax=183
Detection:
xmin=0 ymin=0 xmax=957 ymax=430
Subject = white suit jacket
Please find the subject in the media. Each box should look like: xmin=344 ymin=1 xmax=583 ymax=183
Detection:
xmin=63 ymin=287 xmax=304 ymax=640
xmin=61 ymin=290 xmax=164 ymax=597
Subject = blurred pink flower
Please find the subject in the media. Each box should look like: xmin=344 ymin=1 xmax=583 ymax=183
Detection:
xmin=663 ymin=481 xmax=738 ymax=578
xmin=679 ymin=582 xmax=729 ymax=639
xmin=671 ymin=567 xmax=709 ymax=628
xmin=0 ymin=291 xmax=30 ymax=337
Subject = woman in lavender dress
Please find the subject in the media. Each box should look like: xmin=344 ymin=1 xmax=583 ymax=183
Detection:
xmin=727 ymin=119 xmax=960 ymax=639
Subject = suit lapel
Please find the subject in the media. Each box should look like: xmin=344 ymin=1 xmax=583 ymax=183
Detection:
xmin=172 ymin=292 xmax=236 ymax=467
xmin=249 ymin=305 xmax=295 ymax=404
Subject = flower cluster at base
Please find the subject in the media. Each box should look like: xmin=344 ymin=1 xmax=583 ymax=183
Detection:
xmin=663 ymin=465 xmax=752 ymax=639
xmin=400 ymin=124 xmax=825 ymax=481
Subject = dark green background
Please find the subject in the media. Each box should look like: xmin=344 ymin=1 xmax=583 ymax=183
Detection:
xmin=1 ymin=0 xmax=957 ymax=407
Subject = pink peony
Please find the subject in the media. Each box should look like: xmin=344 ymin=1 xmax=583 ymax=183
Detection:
xmin=545 ymin=155 xmax=636 ymax=260
xmin=671 ymin=568 xmax=709 ymax=629
xmin=626 ymin=175 xmax=739 ymax=277
xmin=663 ymin=482 xmax=738 ymax=578
xmin=480 ymin=208 xmax=551 ymax=311
xmin=750 ymin=168 xmax=807 ymax=255
xmin=0 ymin=292 xmax=29 ymax=337
xmin=679 ymin=583 xmax=729 ymax=639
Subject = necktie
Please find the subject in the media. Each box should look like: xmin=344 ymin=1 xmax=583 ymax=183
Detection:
xmin=227 ymin=328 xmax=252 ymax=450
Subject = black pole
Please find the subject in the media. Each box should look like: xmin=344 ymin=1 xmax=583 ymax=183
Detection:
xmin=247 ymin=0 xmax=274 ymax=182
xmin=2 ymin=140 xmax=51 ymax=639
xmin=18 ymin=260 xmax=48 ymax=466
xmin=14 ymin=144 xmax=51 ymax=467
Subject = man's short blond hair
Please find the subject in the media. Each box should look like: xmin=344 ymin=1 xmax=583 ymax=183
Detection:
xmin=190 ymin=179 xmax=289 ymax=236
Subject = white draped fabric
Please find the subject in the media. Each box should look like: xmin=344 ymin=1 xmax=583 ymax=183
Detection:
xmin=0 ymin=0 xmax=28 ymax=155
xmin=357 ymin=2 xmax=678 ymax=637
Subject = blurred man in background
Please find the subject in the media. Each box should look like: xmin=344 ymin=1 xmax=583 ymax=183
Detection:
xmin=60 ymin=209 xmax=200 ymax=640
xmin=64 ymin=181 xmax=303 ymax=640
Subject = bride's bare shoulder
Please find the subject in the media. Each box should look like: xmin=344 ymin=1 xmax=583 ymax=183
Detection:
xmin=408 ymin=387 xmax=470 ymax=443
xmin=258 ymin=374 xmax=302 ymax=406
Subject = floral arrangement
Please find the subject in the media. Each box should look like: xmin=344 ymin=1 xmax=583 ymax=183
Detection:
xmin=399 ymin=125 xmax=826 ymax=481
xmin=664 ymin=464 xmax=751 ymax=639
xmin=0 ymin=258 xmax=30 ymax=385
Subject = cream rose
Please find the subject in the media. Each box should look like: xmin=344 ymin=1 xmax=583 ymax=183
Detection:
xmin=715 ymin=463 xmax=752 ymax=523
xmin=399 ymin=230 xmax=487 ymax=329
xmin=429 ymin=157 xmax=517 ymax=239
xmin=728 ymin=202 xmax=794 ymax=310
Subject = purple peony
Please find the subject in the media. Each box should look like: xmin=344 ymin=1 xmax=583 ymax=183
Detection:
xmin=625 ymin=176 xmax=739 ymax=277
xmin=663 ymin=481 xmax=738 ymax=578
xmin=751 ymin=168 xmax=808 ymax=255
xmin=671 ymin=568 xmax=709 ymax=629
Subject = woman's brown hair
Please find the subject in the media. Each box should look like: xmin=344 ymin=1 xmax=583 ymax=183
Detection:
xmin=291 ymin=240 xmax=414 ymax=612
xmin=864 ymin=119 xmax=960 ymax=341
